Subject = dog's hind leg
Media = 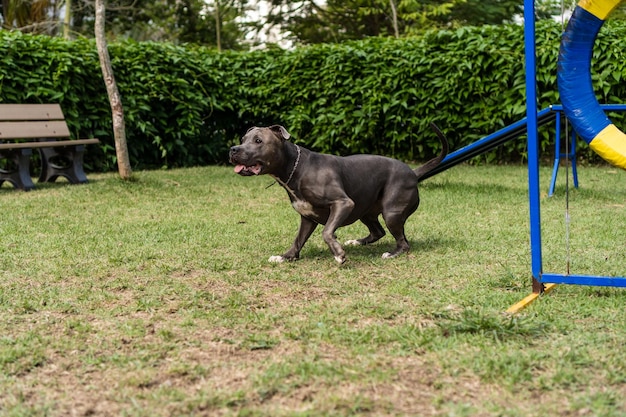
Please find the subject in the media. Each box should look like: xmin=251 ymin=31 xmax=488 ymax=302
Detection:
xmin=381 ymin=202 xmax=418 ymax=258
xmin=381 ymin=217 xmax=410 ymax=258
xmin=345 ymin=215 xmax=386 ymax=246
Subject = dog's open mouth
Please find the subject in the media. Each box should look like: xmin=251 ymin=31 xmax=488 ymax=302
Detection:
xmin=234 ymin=163 xmax=263 ymax=176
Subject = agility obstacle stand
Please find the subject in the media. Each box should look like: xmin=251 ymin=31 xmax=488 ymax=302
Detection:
xmin=508 ymin=0 xmax=626 ymax=313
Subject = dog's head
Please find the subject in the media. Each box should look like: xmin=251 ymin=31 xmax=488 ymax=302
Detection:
xmin=229 ymin=125 xmax=291 ymax=176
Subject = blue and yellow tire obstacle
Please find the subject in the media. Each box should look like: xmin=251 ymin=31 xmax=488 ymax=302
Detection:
xmin=558 ymin=0 xmax=626 ymax=169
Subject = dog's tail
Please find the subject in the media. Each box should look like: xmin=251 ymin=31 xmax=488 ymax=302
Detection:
xmin=413 ymin=123 xmax=449 ymax=181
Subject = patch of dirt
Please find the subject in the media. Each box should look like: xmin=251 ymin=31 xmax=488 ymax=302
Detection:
xmin=0 ymin=275 xmax=588 ymax=417
xmin=2 ymin=320 xmax=581 ymax=417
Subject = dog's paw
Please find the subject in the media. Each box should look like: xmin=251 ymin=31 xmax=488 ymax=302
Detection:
xmin=381 ymin=252 xmax=393 ymax=259
xmin=344 ymin=239 xmax=361 ymax=246
xmin=334 ymin=255 xmax=346 ymax=264
xmin=268 ymin=255 xmax=286 ymax=263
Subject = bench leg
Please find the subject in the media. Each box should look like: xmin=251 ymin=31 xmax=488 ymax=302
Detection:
xmin=0 ymin=148 xmax=36 ymax=191
xmin=38 ymin=145 xmax=89 ymax=184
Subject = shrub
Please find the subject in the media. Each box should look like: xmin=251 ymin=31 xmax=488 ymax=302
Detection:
xmin=2 ymin=20 xmax=626 ymax=170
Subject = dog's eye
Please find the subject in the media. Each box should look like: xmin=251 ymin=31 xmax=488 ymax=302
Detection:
xmin=255 ymin=138 xmax=262 ymax=144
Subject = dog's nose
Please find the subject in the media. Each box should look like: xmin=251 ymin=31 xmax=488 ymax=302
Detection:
xmin=230 ymin=146 xmax=240 ymax=155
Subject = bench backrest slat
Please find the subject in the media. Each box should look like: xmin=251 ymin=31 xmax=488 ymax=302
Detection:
xmin=0 ymin=121 xmax=70 ymax=139
xmin=0 ymin=104 xmax=65 ymax=121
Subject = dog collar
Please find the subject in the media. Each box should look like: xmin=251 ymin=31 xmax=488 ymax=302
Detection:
xmin=285 ymin=145 xmax=301 ymax=185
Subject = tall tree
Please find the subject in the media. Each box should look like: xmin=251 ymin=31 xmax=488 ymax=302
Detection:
xmin=260 ymin=0 xmax=581 ymax=44
xmin=389 ymin=0 xmax=398 ymax=38
xmin=63 ymin=0 xmax=71 ymax=38
xmin=262 ymin=0 xmax=464 ymax=44
xmin=215 ymin=0 xmax=222 ymax=51
xmin=94 ymin=0 xmax=132 ymax=180
xmin=441 ymin=0 xmax=522 ymax=27
xmin=69 ymin=0 xmax=251 ymax=49
xmin=0 ymin=0 xmax=58 ymax=33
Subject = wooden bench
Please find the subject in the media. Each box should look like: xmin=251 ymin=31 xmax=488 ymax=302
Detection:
xmin=0 ymin=104 xmax=100 ymax=191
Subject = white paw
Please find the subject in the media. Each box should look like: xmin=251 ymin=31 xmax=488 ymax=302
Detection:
xmin=268 ymin=255 xmax=285 ymax=263
xmin=344 ymin=239 xmax=361 ymax=246
xmin=334 ymin=256 xmax=346 ymax=264
xmin=381 ymin=252 xmax=393 ymax=259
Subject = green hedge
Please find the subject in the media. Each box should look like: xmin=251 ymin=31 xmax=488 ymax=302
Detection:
xmin=2 ymin=20 xmax=626 ymax=171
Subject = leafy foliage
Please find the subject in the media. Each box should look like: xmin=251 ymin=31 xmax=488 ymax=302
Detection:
xmin=0 ymin=31 xmax=238 ymax=170
xmin=72 ymin=0 xmax=252 ymax=49
xmin=263 ymin=0 xmax=554 ymax=44
xmin=0 ymin=0 xmax=56 ymax=33
xmin=2 ymin=19 xmax=626 ymax=170
xmin=0 ymin=0 xmax=252 ymax=49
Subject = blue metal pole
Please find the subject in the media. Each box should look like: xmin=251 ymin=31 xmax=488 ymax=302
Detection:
xmin=524 ymin=0 xmax=543 ymax=283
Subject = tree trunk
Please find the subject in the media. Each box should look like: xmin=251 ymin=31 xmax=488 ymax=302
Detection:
xmin=214 ymin=0 xmax=221 ymax=52
xmin=389 ymin=0 xmax=399 ymax=38
xmin=63 ymin=0 xmax=71 ymax=39
xmin=2 ymin=0 xmax=12 ymax=28
xmin=94 ymin=0 xmax=132 ymax=179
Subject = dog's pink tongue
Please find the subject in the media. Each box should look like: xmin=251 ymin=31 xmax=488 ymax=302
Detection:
xmin=234 ymin=164 xmax=262 ymax=175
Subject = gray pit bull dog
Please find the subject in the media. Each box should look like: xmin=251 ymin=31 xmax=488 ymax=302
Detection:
xmin=229 ymin=124 xmax=449 ymax=264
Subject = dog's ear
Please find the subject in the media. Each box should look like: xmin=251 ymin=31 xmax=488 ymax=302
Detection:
xmin=269 ymin=125 xmax=291 ymax=140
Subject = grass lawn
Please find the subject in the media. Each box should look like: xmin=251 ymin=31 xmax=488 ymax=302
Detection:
xmin=1 ymin=163 xmax=625 ymax=416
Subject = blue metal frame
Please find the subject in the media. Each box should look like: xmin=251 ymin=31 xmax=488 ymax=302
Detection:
xmin=524 ymin=0 xmax=626 ymax=288
xmin=549 ymin=109 xmax=578 ymax=197
xmin=549 ymin=104 xmax=626 ymax=196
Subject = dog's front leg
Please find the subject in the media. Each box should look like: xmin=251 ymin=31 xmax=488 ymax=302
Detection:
xmin=269 ymin=216 xmax=318 ymax=263
xmin=322 ymin=198 xmax=355 ymax=264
